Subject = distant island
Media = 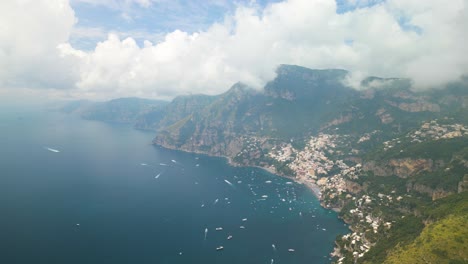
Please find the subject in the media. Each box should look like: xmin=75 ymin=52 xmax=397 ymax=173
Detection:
xmin=63 ymin=64 xmax=468 ymax=264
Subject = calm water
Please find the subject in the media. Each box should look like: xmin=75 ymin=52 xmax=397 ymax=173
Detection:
xmin=0 ymin=105 xmax=348 ymax=264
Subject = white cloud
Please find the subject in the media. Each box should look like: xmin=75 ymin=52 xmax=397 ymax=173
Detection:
xmin=1 ymin=0 xmax=468 ymax=100
xmin=0 ymin=0 xmax=78 ymax=89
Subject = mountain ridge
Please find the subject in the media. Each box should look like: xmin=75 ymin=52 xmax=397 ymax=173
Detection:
xmin=62 ymin=64 xmax=468 ymax=264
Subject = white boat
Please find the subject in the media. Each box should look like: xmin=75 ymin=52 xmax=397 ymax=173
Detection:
xmin=171 ymin=160 xmax=176 ymax=163
xmin=227 ymin=235 xmax=232 ymax=240
xmin=288 ymin=249 xmax=295 ymax=252
xmin=45 ymin=147 xmax=60 ymax=153
xmin=240 ymin=226 xmax=245 ymax=229
xmin=215 ymin=227 xmax=223 ymax=231
xmin=155 ymin=173 xmax=161 ymax=179
xmin=242 ymin=218 xmax=247 ymax=221
xmin=140 ymin=163 xmax=147 ymax=166
xmin=216 ymin=246 xmax=224 ymax=251
xmin=265 ymin=180 xmax=272 ymax=184
xmin=286 ymin=182 xmax=293 ymax=185
xmin=261 ymin=195 xmax=268 ymax=198
xmin=224 ymin=180 xmax=234 ymax=187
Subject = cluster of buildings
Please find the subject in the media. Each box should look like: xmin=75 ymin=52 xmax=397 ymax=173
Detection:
xmin=267 ymin=133 xmax=404 ymax=263
xmin=383 ymin=120 xmax=468 ymax=149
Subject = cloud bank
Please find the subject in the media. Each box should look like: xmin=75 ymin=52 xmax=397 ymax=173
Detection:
xmin=1 ymin=0 xmax=468 ymax=99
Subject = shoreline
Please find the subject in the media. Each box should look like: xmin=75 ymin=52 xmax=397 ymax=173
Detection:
xmin=154 ymin=143 xmax=324 ymax=200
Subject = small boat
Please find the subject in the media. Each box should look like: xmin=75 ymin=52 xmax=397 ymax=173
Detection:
xmin=227 ymin=235 xmax=232 ymax=240
xmin=242 ymin=218 xmax=247 ymax=222
xmin=262 ymin=195 xmax=268 ymax=198
xmin=216 ymin=246 xmax=224 ymax=251
xmin=224 ymin=180 xmax=234 ymax=187
xmin=265 ymin=180 xmax=272 ymax=184
xmin=76 ymin=223 xmax=80 ymax=226
xmin=45 ymin=147 xmax=60 ymax=153
xmin=140 ymin=163 xmax=147 ymax=166
xmin=171 ymin=160 xmax=176 ymax=163
xmin=240 ymin=226 xmax=245 ymax=229
xmin=288 ymin=249 xmax=295 ymax=252
xmin=286 ymin=182 xmax=293 ymax=185
xmin=215 ymin=227 xmax=223 ymax=231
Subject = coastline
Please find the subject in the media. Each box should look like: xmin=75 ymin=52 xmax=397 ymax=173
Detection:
xmin=153 ymin=142 xmax=324 ymax=200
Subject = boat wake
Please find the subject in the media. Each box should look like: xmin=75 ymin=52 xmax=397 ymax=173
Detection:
xmin=45 ymin=147 xmax=60 ymax=153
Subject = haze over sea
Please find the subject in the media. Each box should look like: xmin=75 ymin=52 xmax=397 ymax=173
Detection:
xmin=0 ymin=104 xmax=348 ymax=264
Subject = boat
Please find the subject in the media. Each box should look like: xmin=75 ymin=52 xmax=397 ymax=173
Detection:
xmin=240 ymin=226 xmax=245 ymax=229
xmin=288 ymin=249 xmax=295 ymax=252
xmin=265 ymin=180 xmax=272 ymax=184
xmin=262 ymin=195 xmax=268 ymax=198
xmin=227 ymin=235 xmax=232 ymax=240
xmin=224 ymin=179 xmax=234 ymax=187
xmin=45 ymin=147 xmax=60 ymax=153
xmin=286 ymin=182 xmax=293 ymax=185
xmin=242 ymin=218 xmax=247 ymax=221
xmin=216 ymin=246 xmax=224 ymax=251
xmin=171 ymin=160 xmax=176 ymax=163
xmin=215 ymin=227 xmax=223 ymax=231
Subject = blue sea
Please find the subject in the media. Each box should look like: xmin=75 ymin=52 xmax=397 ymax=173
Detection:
xmin=0 ymin=104 xmax=348 ymax=264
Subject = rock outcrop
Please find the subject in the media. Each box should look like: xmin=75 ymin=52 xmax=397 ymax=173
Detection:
xmin=363 ymin=158 xmax=436 ymax=178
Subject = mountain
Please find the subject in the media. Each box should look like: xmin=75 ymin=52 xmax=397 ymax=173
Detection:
xmin=68 ymin=64 xmax=468 ymax=264
xmin=63 ymin=97 xmax=169 ymax=125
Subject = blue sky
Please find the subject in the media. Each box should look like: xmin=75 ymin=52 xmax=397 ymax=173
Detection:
xmin=70 ymin=0 xmax=284 ymax=49
xmin=70 ymin=0 xmax=390 ymax=50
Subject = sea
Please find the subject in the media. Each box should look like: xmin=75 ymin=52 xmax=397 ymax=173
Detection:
xmin=0 ymin=104 xmax=348 ymax=264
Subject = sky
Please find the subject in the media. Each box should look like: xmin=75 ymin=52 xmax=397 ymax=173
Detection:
xmin=0 ymin=0 xmax=467 ymax=101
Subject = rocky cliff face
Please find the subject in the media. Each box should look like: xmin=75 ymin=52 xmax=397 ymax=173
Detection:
xmin=363 ymin=158 xmax=437 ymax=178
xmin=406 ymin=182 xmax=454 ymax=200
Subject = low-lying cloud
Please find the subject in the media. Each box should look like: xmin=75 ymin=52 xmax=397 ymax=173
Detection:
xmin=1 ymin=0 xmax=468 ymax=100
